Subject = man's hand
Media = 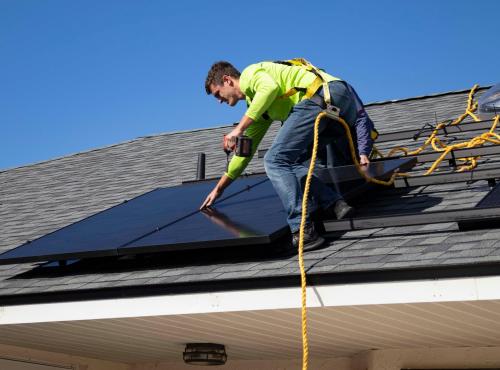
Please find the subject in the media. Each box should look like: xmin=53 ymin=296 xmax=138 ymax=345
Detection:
xmin=200 ymin=187 xmax=224 ymax=209
xmin=359 ymin=154 xmax=370 ymax=166
xmin=224 ymin=127 xmax=243 ymax=151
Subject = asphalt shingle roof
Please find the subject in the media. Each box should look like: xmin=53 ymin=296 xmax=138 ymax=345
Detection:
xmin=1 ymin=86 xmax=500 ymax=304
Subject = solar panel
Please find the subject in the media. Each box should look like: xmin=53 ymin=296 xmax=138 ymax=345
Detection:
xmin=0 ymin=176 xmax=286 ymax=265
xmin=120 ymin=179 xmax=288 ymax=254
xmin=0 ymin=158 xmax=417 ymax=265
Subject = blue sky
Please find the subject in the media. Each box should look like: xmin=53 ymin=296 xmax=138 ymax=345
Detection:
xmin=1 ymin=0 xmax=499 ymax=170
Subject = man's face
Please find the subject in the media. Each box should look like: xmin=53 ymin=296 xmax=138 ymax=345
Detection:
xmin=209 ymin=76 xmax=240 ymax=107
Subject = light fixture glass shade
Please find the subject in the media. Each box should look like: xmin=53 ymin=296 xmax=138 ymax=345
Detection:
xmin=183 ymin=343 xmax=227 ymax=366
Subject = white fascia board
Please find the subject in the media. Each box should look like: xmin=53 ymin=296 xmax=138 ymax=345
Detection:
xmin=1 ymin=275 xmax=499 ymax=325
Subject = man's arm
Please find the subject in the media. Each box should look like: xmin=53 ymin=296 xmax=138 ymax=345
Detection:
xmin=199 ymin=115 xmax=253 ymax=210
xmin=200 ymin=118 xmax=273 ymax=209
xmin=353 ymin=110 xmax=374 ymax=166
xmin=224 ymin=115 xmax=254 ymax=149
xmin=200 ymin=174 xmax=233 ymax=209
xmin=346 ymin=84 xmax=374 ymax=166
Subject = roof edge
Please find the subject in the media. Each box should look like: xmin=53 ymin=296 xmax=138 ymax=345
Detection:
xmin=2 ymin=274 xmax=500 ymax=324
xmin=2 ymin=261 xmax=500 ymax=307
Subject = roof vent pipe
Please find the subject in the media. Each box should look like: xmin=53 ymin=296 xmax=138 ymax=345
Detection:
xmin=196 ymin=153 xmax=206 ymax=180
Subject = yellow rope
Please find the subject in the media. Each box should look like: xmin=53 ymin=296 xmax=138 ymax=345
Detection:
xmin=386 ymin=84 xmax=481 ymax=159
xmin=379 ymin=85 xmax=500 ymax=175
xmin=298 ymin=85 xmax=497 ymax=369
xmin=298 ymin=111 xmax=408 ymax=370
xmin=424 ymin=115 xmax=500 ymax=174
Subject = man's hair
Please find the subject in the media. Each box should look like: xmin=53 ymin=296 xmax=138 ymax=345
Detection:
xmin=205 ymin=61 xmax=241 ymax=94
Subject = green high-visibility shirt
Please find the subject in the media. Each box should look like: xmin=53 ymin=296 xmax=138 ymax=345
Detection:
xmin=225 ymin=61 xmax=340 ymax=180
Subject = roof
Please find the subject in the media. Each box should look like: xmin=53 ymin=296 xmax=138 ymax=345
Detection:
xmin=1 ymin=86 xmax=499 ymax=305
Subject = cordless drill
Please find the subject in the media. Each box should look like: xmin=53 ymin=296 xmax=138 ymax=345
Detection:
xmin=222 ymin=135 xmax=253 ymax=157
xmin=223 ymin=135 xmax=253 ymax=171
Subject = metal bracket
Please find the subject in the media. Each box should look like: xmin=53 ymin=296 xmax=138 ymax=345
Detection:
xmin=325 ymin=106 xmax=341 ymax=120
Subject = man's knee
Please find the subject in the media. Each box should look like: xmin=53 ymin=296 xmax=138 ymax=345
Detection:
xmin=263 ymin=149 xmax=275 ymax=172
xmin=264 ymin=147 xmax=292 ymax=172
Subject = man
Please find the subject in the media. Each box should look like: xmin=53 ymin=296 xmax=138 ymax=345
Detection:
xmin=200 ymin=60 xmax=375 ymax=251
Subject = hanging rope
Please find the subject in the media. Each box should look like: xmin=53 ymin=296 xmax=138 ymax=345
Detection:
xmin=298 ymin=84 xmax=498 ymax=370
xmin=298 ymin=110 xmax=408 ymax=370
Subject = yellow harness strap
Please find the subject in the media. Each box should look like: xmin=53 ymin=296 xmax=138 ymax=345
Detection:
xmin=275 ymin=58 xmax=331 ymax=103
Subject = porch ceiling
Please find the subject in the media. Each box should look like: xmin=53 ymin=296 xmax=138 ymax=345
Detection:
xmin=1 ymin=300 xmax=500 ymax=363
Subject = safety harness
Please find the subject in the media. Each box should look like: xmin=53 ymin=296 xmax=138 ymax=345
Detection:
xmin=274 ymin=58 xmax=379 ymax=153
xmin=274 ymin=58 xmax=332 ymax=105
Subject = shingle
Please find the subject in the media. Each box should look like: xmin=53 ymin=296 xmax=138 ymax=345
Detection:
xmin=381 ymin=260 xmax=439 ymax=269
xmin=146 ymin=275 xmax=183 ymax=285
xmin=322 ymin=255 xmax=387 ymax=267
xmin=214 ymin=270 xmax=261 ymax=280
xmin=173 ymin=273 xmax=222 ymax=283
xmin=418 ymin=236 xmax=449 ymax=245
xmin=444 ymin=232 xmax=495 ymax=244
xmin=329 ymin=246 xmax=397 ymax=258
xmin=0 ymin=287 xmax=22 ymax=295
xmin=120 ymin=269 xmax=170 ymax=280
xmin=345 ymin=239 xmax=403 ymax=249
xmin=447 ymin=243 xmax=480 ymax=251
xmin=252 ymin=267 xmax=301 ymax=278
xmin=486 ymin=249 xmax=500 ymax=257
xmin=299 ymin=248 xmax=343 ymax=260
xmin=380 ymin=253 xmax=426 ymax=263
xmin=107 ymin=278 xmax=155 ymax=287
xmin=423 ymin=244 xmax=452 ymax=253
xmin=340 ymin=228 xmax=383 ymax=238
xmin=0 ymin=279 xmax=35 ymax=289
xmin=330 ymin=262 xmax=387 ymax=272
xmin=212 ymin=263 xmax=261 ymax=273
xmin=445 ymin=248 xmax=494 ymax=258
xmin=389 ymin=246 xmax=428 ymax=254
xmin=438 ymin=256 xmax=500 ymax=265
xmin=99 ymin=272 xmax=135 ymax=282
xmin=43 ymin=283 xmax=87 ymax=292
xmin=249 ymin=260 xmax=294 ymax=270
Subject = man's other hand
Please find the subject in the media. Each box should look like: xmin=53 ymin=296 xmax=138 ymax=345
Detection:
xmin=200 ymin=187 xmax=224 ymax=209
xmin=359 ymin=154 xmax=370 ymax=166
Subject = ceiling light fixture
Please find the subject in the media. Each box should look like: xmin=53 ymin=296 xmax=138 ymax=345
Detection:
xmin=183 ymin=343 xmax=227 ymax=366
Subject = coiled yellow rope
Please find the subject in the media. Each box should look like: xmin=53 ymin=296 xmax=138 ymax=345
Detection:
xmin=382 ymin=85 xmax=500 ymax=175
xmin=386 ymin=84 xmax=481 ymax=159
xmin=425 ymin=114 xmax=500 ymax=174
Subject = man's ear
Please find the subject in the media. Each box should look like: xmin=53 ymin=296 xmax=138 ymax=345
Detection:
xmin=223 ymin=75 xmax=233 ymax=86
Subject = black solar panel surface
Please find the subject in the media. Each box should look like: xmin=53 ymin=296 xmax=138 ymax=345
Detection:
xmin=121 ymin=178 xmax=288 ymax=253
xmin=0 ymin=176 xmax=287 ymax=264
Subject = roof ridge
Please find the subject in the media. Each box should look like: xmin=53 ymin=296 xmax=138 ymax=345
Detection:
xmin=1 ymin=86 xmax=491 ymax=174
xmin=365 ymin=86 xmax=490 ymax=106
xmin=0 ymin=123 xmax=236 ymax=174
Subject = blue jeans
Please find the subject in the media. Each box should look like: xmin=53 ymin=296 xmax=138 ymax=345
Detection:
xmin=264 ymin=81 xmax=357 ymax=232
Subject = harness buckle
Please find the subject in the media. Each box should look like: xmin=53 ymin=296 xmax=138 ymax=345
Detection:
xmin=326 ymin=105 xmax=341 ymax=119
